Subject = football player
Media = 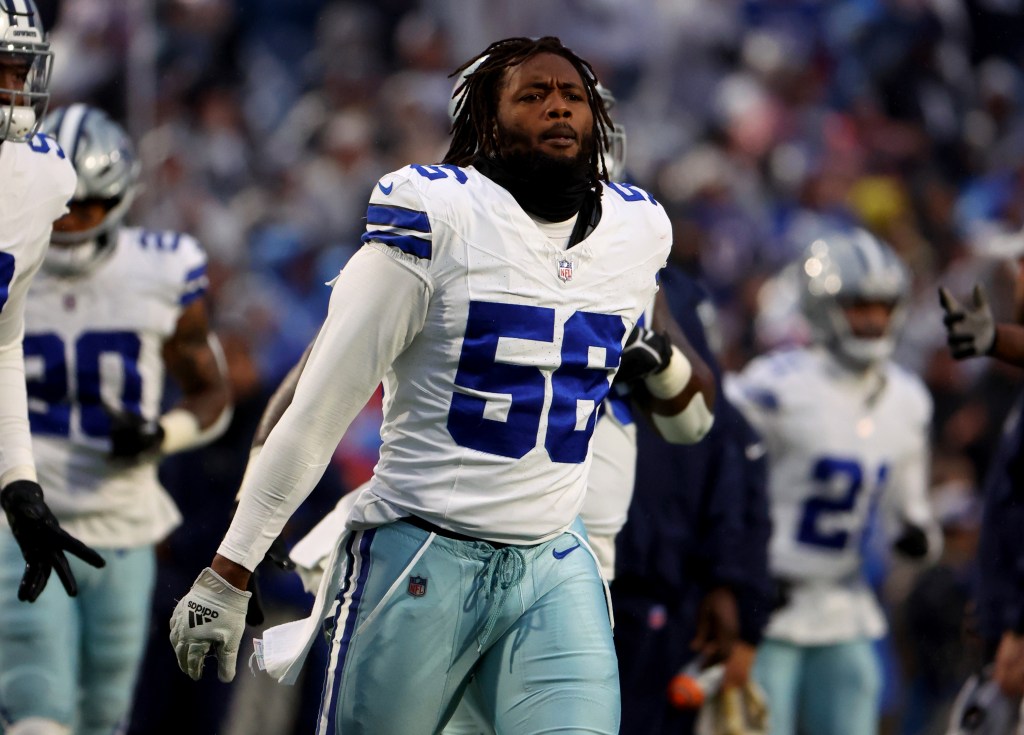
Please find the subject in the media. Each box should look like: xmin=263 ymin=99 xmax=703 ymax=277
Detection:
xmin=170 ymin=36 xmax=713 ymax=734
xmin=941 ymin=262 xmax=1024 ymax=715
xmin=0 ymin=0 xmax=106 ymax=636
xmin=0 ymin=104 xmax=232 ymax=735
xmin=725 ymin=229 xmax=941 ymax=735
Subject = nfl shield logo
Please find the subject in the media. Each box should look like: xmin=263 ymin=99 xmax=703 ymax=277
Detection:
xmin=408 ymin=575 xmax=428 ymax=597
xmin=557 ymin=259 xmax=574 ymax=283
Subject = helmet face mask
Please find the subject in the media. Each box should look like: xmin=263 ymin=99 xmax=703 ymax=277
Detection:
xmin=0 ymin=0 xmax=52 ymax=142
xmin=799 ymin=229 xmax=909 ymax=370
xmin=40 ymin=105 xmax=141 ymax=276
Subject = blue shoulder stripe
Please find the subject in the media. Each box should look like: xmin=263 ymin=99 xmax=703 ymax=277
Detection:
xmin=366 ymin=204 xmax=430 ymax=234
xmin=180 ymin=263 xmax=209 ymax=305
xmin=362 ymin=231 xmax=432 ymax=260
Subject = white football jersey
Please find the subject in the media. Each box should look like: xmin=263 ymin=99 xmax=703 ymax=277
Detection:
xmin=354 ymin=164 xmax=670 ymax=543
xmin=725 ymin=345 xmax=933 ymax=644
xmin=0 ymin=135 xmax=76 ymax=481
xmin=21 ymin=226 xmax=209 ymax=547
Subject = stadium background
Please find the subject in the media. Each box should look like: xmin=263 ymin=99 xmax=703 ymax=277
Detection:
xmin=26 ymin=1 xmax=1024 ymax=733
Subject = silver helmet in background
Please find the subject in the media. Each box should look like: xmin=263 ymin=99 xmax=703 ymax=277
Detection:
xmin=799 ymin=227 xmax=909 ymax=370
xmin=0 ymin=0 xmax=52 ymax=142
xmin=40 ymin=104 xmax=141 ymax=275
xmin=595 ymin=81 xmax=626 ymax=181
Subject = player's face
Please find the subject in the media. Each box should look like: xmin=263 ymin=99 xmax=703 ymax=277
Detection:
xmin=495 ymin=52 xmax=594 ymax=163
xmin=840 ymin=298 xmax=894 ymax=339
xmin=0 ymin=53 xmax=31 ymax=105
xmin=52 ymin=200 xmax=113 ymax=236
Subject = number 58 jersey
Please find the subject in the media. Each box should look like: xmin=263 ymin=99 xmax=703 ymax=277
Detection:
xmin=356 ymin=164 xmax=670 ymax=544
xmin=22 ymin=227 xmax=208 ymax=548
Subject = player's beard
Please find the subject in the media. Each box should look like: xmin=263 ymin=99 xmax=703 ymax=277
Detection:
xmin=478 ymin=126 xmax=597 ymax=221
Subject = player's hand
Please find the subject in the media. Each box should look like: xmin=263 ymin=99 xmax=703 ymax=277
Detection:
xmin=939 ymin=284 xmax=996 ymax=359
xmin=169 ymin=567 xmax=251 ymax=682
xmin=616 ymin=325 xmax=672 ymax=385
xmin=993 ymin=631 xmax=1024 ymax=697
xmin=893 ymin=522 xmax=929 ymax=559
xmin=106 ymin=405 xmax=165 ymax=459
xmin=721 ymin=641 xmax=757 ymax=689
xmin=691 ymin=586 xmax=739 ymax=664
xmin=0 ymin=480 xmax=106 ymax=601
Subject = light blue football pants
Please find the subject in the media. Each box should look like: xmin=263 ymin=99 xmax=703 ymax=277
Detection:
xmin=753 ymin=637 xmax=881 ymax=735
xmin=0 ymin=529 xmax=156 ymax=735
xmin=316 ymin=517 xmax=619 ymax=735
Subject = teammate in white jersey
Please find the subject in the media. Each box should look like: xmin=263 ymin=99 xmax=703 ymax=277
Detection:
xmin=170 ymin=36 xmax=713 ymax=735
xmin=0 ymin=105 xmax=233 ymax=735
xmin=0 ymin=0 xmax=107 ymax=633
xmin=725 ymin=228 xmax=940 ymax=735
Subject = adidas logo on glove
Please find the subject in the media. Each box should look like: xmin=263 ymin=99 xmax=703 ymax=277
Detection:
xmin=187 ymin=600 xmax=220 ymax=628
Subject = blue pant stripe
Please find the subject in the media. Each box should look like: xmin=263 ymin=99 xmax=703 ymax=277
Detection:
xmin=319 ymin=528 xmax=375 ymax=735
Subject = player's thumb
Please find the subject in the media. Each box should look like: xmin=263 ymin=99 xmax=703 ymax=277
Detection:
xmin=217 ymin=640 xmax=240 ymax=682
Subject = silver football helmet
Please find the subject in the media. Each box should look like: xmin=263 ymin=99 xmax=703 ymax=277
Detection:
xmin=595 ymin=81 xmax=626 ymax=181
xmin=40 ymin=104 xmax=141 ymax=275
xmin=946 ymin=667 xmax=1020 ymax=735
xmin=0 ymin=0 xmax=52 ymax=142
xmin=799 ymin=227 xmax=909 ymax=370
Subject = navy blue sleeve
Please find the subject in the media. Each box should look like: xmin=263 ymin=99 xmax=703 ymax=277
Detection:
xmin=976 ymin=391 xmax=1024 ymax=646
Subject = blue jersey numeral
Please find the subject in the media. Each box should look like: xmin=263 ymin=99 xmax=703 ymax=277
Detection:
xmin=24 ymin=330 xmax=143 ymax=438
xmin=27 ymin=133 xmax=66 ymax=158
xmin=797 ymin=457 xmax=888 ymax=550
xmin=0 ymin=251 xmax=14 ymax=313
xmin=447 ymin=300 xmax=625 ymax=463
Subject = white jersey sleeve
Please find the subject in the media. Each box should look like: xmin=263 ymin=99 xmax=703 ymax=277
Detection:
xmin=0 ymin=136 xmax=76 ymax=486
xmin=220 ymin=245 xmax=430 ymax=569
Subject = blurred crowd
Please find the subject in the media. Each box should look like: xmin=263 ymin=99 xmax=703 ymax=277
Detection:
xmin=29 ymin=0 xmax=1024 ymax=733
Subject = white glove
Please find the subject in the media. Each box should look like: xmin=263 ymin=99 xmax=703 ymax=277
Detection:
xmin=169 ymin=567 xmax=251 ymax=682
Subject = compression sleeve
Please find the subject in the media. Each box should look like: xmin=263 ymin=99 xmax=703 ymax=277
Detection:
xmin=0 ymin=324 xmax=35 ymax=488
xmin=219 ymin=245 xmax=431 ymax=569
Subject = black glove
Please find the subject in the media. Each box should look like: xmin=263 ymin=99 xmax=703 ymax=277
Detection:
xmin=616 ymin=325 xmax=672 ymax=385
xmin=893 ymin=523 xmax=929 ymax=559
xmin=106 ymin=406 xmax=165 ymax=459
xmin=1 ymin=480 xmax=106 ymax=601
xmin=939 ymin=285 xmax=996 ymax=359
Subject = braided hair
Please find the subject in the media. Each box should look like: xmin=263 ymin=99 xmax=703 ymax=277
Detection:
xmin=443 ymin=36 xmax=613 ymax=182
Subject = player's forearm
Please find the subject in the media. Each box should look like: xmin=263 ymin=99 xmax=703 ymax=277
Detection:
xmin=219 ymin=247 xmax=429 ymax=568
xmin=642 ymin=341 xmax=716 ymax=444
xmin=991 ymin=323 xmax=1024 ymax=368
xmin=252 ymin=339 xmax=314 ymax=449
xmin=0 ymin=338 xmax=36 ymax=486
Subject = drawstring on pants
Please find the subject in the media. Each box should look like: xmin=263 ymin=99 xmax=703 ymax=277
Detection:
xmin=476 ymin=546 xmax=526 ymax=652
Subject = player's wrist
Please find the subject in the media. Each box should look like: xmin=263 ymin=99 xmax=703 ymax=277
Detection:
xmin=0 ymin=465 xmax=38 ymax=490
xmin=159 ymin=408 xmax=201 ymax=454
xmin=644 ymin=345 xmax=692 ymax=399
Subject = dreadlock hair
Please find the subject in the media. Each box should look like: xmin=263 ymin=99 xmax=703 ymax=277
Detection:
xmin=443 ymin=36 xmax=614 ymax=182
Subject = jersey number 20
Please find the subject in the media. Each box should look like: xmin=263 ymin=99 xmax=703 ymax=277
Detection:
xmin=24 ymin=331 xmax=143 ymax=438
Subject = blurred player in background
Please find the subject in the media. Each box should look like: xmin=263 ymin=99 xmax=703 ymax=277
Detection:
xmin=169 ymin=35 xmax=714 ymax=734
xmin=726 ymin=229 xmax=941 ymax=735
xmin=940 ymin=257 xmax=1024 ymax=730
xmin=0 ymin=9 xmax=111 ymax=726
xmin=0 ymin=104 xmax=232 ymax=735
xmin=612 ymin=264 xmax=773 ymax=735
